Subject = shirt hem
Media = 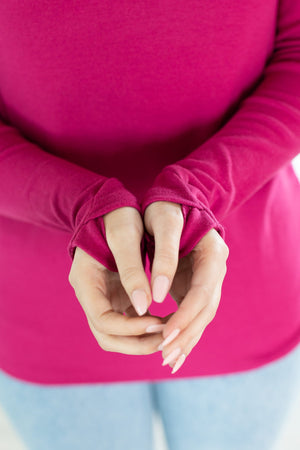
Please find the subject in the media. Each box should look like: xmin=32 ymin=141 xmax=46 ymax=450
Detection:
xmin=0 ymin=336 xmax=299 ymax=386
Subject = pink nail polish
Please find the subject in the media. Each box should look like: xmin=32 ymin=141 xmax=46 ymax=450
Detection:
xmin=171 ymin=354 xmax=186 ymax=374
xmin=153 ymin=275 xmax=170 ymax=303
xmin=162 ymin=347 xmax=181 ymax=366
xmin=131 ymin=290 xmax=148 ymax=316
xmin=161 ymin=328 xmax=180 ymax=348
xmin=145 ymin=324 xmax=165 ymax=333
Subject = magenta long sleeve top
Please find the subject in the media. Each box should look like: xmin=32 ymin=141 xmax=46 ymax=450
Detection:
xmin=0 ymin=0 xmax=300 ymax=384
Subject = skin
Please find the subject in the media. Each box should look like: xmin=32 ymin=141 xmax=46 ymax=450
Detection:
xmin=68 ymin=201 xmax=229 ymax=371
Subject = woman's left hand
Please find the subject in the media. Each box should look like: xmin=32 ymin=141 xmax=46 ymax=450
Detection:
xmin=143 ymin=201 xmax=229 ymax=373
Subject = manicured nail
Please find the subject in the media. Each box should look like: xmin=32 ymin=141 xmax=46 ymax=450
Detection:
xmin=153 ymin=275 xmax=170 ymax=303
xmin=162 ymin=347 xmax=181 ymax=366
xmin=131 ymin=290 xmax=148 ymax=316
xmin=161 ymin=328 xmax=180 ymax=348
xmin=171 ymin=354 xmax=186 ymax=374
xmin=145 ymin=324 xmax=166 ymax=333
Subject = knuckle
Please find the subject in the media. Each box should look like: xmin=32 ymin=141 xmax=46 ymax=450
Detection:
xmin=97 ymin=337 xmax=111 ymax=352
xmin=90 ymin=326 xmax=113 ymax=352
xmin=207 ymin=304 xmax=217 ymax=321
xmin=216 ymin=240 xmax=229 ymax=260
xmin=156 ymin=249 xmax=177 ymax=267
xmin=193 ymin=284 xmax=213 ymax=302
xmin=207 ymin=232 xmax=229 ymax=260
xmin=213 ymin=241 xmax=226 ymax=257
xmin=120 ymin=266 xmax=141 ymax=285
xmin=164 ymin=209 xmax=184 ymax=229
xmin=68 ymin=271 xmax=74 ymax=286
xmin=151 ymin=204 xmax=184 ymax=230
xmin=222 ymin=242 xmax=230 ymax=260
xmin=92 ymin=309 xmax=112 ymax=333
xmin=156 ymin=201 xmax=183 ymax=218
xmin=86 ymin=318 xmax=111 ymax=351
xmin=68 ymin=267 xmax=78 ymax=288
xmin=106 ymin=221 xmax=142 ymax=245
xmin=105 ymin=228 xmax=125 ymax=248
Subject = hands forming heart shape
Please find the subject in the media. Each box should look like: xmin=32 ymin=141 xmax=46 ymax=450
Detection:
xmin=68 ymin=201 xmax=229 ymax=374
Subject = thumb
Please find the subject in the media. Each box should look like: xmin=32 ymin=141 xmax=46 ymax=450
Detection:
xmin=144 ymin=201 xmax=184 ymax=303
xmin=103 ymin=206 xmax=152 ymax=316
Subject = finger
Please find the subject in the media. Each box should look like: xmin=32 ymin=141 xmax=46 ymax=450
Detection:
xmin=124 ymin=304 xmax=162 ymax=321
xmin=76 ymin=283 xmax=164 ymax=336
xmin=104 ymin=207 xmax=152 ymax=316
xmin=87 ymin=317 xmax=164 ymax=355
xmin=160 ymin=283 xmax=222 ymax=365
xmin=160 ymin=231 xmax=229 ymax=373
xmin=146 ymin=202 xmax=184 ymax=303
xmin=160 ymin=243 xmax=227 ymax=347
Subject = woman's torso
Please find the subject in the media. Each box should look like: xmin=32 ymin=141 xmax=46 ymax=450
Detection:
xmin=0 ymin=0 xmax=299 ymax=383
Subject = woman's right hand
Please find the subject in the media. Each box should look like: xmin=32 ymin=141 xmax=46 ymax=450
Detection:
xmin=68 ymin=207 xmax=165 ymax=355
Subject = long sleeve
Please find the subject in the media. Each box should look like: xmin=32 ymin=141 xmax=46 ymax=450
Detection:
xmin=0 ymin=116 xmax=140 ymax=272
xmin=141 ymin=0 xmax=300 ymax=261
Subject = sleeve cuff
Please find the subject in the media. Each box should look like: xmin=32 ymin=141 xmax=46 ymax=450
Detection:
xmin=141 ymin=166 xmax=225 ymax=268
xmin=68 ymin=178 xmax=142 ymax=272
xmin=143 ymin=202 xmax=225 ymax=270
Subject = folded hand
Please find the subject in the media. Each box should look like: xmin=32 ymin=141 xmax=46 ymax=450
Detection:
xmin=68 ymin=207 xmax=165 ymax=355
xmin=144 ymin=201 xmax=229 ymax=373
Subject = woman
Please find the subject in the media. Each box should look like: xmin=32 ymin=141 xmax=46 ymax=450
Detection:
xmin=0 ymin=1 xmax=299 ymax=449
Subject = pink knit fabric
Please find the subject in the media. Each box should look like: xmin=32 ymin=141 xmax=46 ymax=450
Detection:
xmin=0 ymin=1 xmax=299 ymax=384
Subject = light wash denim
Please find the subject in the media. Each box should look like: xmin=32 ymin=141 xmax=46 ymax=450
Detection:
xmin=0 ymin=345 xmax=299 ymax=450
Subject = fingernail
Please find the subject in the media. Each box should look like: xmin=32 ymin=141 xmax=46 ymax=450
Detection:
xmin=162 ymin=347 xmax=181 ymax=366
xmin=171 ymin=354 xmax=186 ymax=374
xmin=145 ymin=324 xmax=166 ymax=333
xmin=131 ymin=290 xmax=148 ymax=316
xmin=153 ymin=275 xmax=170 ymax=303
xmin=161 ymin=328 xmax=180 ymax=348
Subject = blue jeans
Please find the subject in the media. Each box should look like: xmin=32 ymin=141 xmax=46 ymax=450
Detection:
xmin=0 ymin=345 xmax=299 ymax=450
